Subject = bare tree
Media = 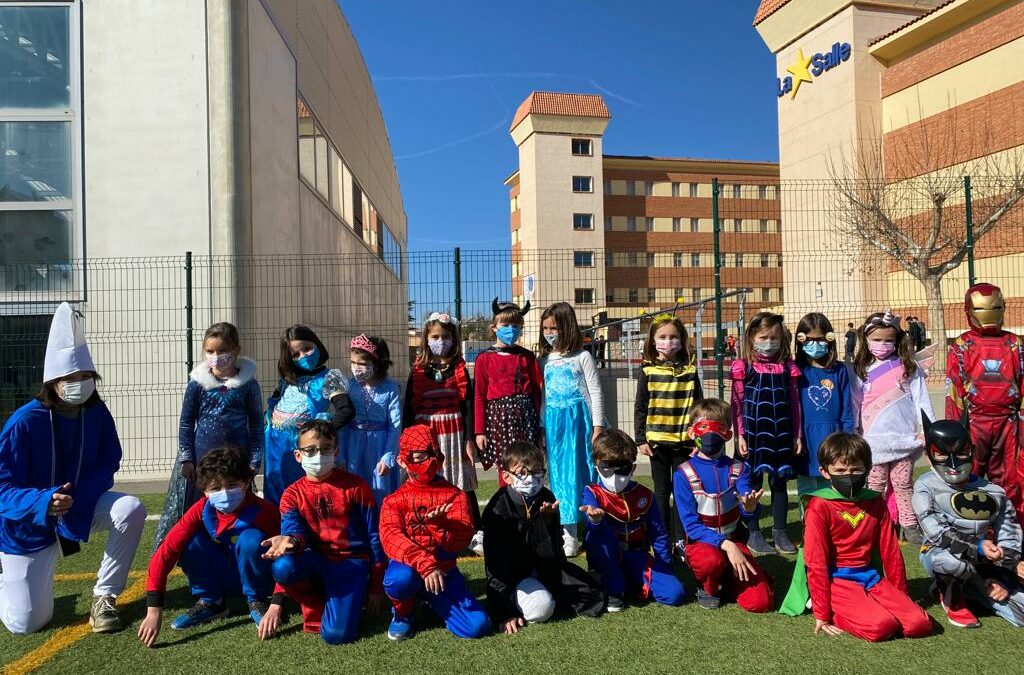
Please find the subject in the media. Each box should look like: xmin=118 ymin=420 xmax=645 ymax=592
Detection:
xmin=827 ymin=100 xmax=1024 ymax=352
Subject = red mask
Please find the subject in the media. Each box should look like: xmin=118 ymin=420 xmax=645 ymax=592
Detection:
xmin=965 ymin=283 xmax=1005 ymax=335
xmin=400 ymin=425 xmax=443 ymax=485
xmin=689 ymin=419 xmax=733 ymax=442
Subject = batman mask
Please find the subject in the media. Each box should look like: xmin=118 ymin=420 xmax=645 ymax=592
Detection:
xmin=922 ymin=412 xmax=974 ymax=485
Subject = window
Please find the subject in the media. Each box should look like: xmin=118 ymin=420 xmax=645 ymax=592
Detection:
xmin=603 ymin=216 xmax=612 ymax=231
xmin=573 ymin=213 xmax=594 ymax=230
xmin=645 ymin=217 xmax=654 ymax=232
xmin=735 ymin=254 xmax=744 ymax=268
xmin=762 ymin=288 xmax=770 ymax=302
xmin=379 ymin=221 xmax=403 ymax=279
xmin=674 ymin=288 xmax=684 ymax=302
xmin=572 ymin=176 xmax=592 ymax=193
xmin=647 ymin=288 xmax=657 ymax=302
xmin=758 ymin=185 xmax=767 ymax=200
xmin=690 ymin=218 xmax=700 ymax=232
xmin=574 ymin=251 xmax=594 ymax=267
xmin=733 ymin=218 xmax=742 ymax=232
xmin=571 ymin=138 xmax=592 ymax=156
xmin=689 ymin=183 xmax=698 ymax=197
xmin=1 ymin=4 xmax=80 ymax=285
xmin=644 ymin=181 xmax=653 ymax=197
xmin=298 ymin=98 xmax=330 ymax=201
xmin=779 ymin=288 xmax=785 ymax=302
xmin=777 ymin=220 xmax=783 ymax=233
xmin=626 ymin=181 xmax=636 ymax=197
xmin=351 ymin=180 xmax=364 ymax=237
xmin=575 ymin=288 xmax=595 ymax=305
xmin=759 ymin=219 xmax=768 ymax=233
xmin=627 ymin=252 xmax=638 ymax=266
xmin=671 ymin=182 xmax=681 ymax=197
xmin=628 ymin=288 xmax=639 ymax=303
xmin=691 ymin=253 xmax=701 ymax=267
xmin=606 ymin=290 xmax=615 ymax=303
xmin=760 ymin=254 xmax=770 ymax=268
xmin=776 ymin=254 xmax=784 ymax=267
xmin=603 ymin=179 xmax=611 ymax=194
xmin=691 ymin=288 xmax=701 ymax=301
xmin=646 ymin=252 xmax=655 ymax=267
xmin=673 ymin=253 xmax=683 ymax=268
xmin=627 ymin=216 xmax=637 ymax=232
xmin=672 ymin=217 xmax=681 ymax=232
xmin=605 ymin=252 xmax=613 ymax=267
xmin=733 ymin=184 xmax=742 ymax=199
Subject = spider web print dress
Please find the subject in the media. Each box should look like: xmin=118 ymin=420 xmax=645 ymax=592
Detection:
xmin=731 ymin=358 xmax=802 ymax=480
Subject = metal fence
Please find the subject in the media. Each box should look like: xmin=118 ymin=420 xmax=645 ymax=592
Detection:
xmin=2 ymin=175 xmax=1022 ymax=476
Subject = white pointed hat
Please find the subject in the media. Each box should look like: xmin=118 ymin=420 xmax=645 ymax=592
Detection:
xmin=43 ymin=302 xmax=95 ymax=382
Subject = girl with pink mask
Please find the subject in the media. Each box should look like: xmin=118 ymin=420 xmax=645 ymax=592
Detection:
xmin=850 ymin=310 xmax=935 ymax=545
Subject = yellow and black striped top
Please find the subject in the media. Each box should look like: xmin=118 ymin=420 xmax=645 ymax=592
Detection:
xmin=633 ymin=359 xmax=703 ymax=446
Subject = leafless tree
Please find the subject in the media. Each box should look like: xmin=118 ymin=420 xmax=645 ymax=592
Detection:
xmin=827 ymin=99 xmax=1024 ymax=353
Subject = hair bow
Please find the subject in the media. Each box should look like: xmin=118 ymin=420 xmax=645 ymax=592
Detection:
xmin=427 ymin=312 xmax=458 ymax=327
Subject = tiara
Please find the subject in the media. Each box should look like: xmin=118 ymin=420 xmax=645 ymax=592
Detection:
xmin=350 ymin=333 xmax=378 ymax=356
xmin=427 ymin=312 xmax=458 ymax=327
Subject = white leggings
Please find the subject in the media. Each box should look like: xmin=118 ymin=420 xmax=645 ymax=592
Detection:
xmin=0 ymin=491 xmax=146 ymax=634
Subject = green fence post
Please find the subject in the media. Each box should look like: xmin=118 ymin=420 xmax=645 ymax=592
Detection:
xmin=453 ymin=247 xmax=463 ymax=322
xmin=185 ymin=251 xmax=194 ymax=375
xmin=964 ymin=175 xmax=975 ymax=287
xmin=712 ymin=178 xmax=724 ymax=399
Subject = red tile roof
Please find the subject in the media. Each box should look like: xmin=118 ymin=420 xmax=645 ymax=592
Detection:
xmin=753 ymin=0 xmax=792 ymax=25
xmin=510 ymin=92 xmax=611 ymax=131
xmin=868 ymin=0 xmax=957 ymax=46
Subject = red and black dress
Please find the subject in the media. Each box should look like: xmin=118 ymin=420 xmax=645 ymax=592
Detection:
xmin=472 ymin=345 xmax=542 ymax=475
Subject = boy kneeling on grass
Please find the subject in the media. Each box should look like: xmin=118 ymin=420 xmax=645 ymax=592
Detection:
xmin=380 ymin=424 xmax=491 ymax=641
xmin=780 ymin=431 xmax=932 ymax=641
xmin=581 ymin=429 xmax=686 ymax=612
xmin=261 ymin=419 xmax=386 ymax=645
xmin=483 ymin=441 xmax=605 ymax=634
xmin=140 ymin=445 xmax=283 ymax=647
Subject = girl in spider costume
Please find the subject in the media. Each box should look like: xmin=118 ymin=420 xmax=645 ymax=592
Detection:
xmin=731 ymin=312 xmax=802 ymax=554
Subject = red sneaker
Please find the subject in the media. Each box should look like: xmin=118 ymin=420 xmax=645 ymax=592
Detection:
xmin=934 ymin=582 xmax=979 ymax=628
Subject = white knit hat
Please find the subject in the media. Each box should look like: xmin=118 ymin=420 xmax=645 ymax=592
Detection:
xmin=43 ymin=302 xmax=95 ymax=382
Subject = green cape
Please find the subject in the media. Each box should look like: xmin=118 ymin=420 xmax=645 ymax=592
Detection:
xmin=778 ymin=487 xmax=881 ymax=617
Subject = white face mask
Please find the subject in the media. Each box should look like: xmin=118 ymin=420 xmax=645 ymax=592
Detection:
xmin=351 ymin=364 xmax=375 ymax=382
xmin=509 ymin=473 xmax=544 ymax=499
xmin=301 ymin=453 xmax=334 ymax=478
xmin=599 ymin=473 xmax=631 ymax=494
xmin=753 ymin=339 xmax=780 ymax=357
xmin=543 ymin=333 xmax=558 ymax=347
xmin=59 ymin=378 xmax=95 ymax=405
xmin=427 ymin=338 xmax=452 ymax=356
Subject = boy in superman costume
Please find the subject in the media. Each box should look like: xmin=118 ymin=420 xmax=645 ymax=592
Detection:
xmin=780 ymin=431 xmax=932 ymax=641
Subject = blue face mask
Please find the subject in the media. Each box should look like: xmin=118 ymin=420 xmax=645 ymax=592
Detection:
xmin=802 ymin=341 xmax=829 ymax=360
xmin=207 ymin=486 xmax=245 ymax=514
xmin=294 ymin=347 xmax=320 ymax=371
xmin=496 ymin=326 xmax=522 ymax=346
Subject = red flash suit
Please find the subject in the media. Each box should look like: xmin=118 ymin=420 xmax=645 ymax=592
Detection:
xmin=803 ymin=495 xmax=931 ymax=642
xmin=946 ymin=282 xmax=1024 ymax=522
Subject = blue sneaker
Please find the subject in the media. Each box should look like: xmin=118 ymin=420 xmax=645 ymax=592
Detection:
xmin=248 ymin=598 xmax=270 ymax=625
xmin=171 ymin=600 xmax=227 ymax=630
xmin=387 ymin=611 xmax=415 ymax=641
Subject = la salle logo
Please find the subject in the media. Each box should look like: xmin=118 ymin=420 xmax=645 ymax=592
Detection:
xmin=777 ymin=42 xmax=852 ymax=99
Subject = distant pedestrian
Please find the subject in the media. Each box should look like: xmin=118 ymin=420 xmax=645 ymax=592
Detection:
xmin=844 ymin=323 xmax=857 ymax=362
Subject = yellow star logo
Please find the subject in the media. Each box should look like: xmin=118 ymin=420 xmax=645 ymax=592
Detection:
xmin=786 ymin=48 xmax=814 ymax=99
xmin=840 ymin=510 xmax=865 ymax=528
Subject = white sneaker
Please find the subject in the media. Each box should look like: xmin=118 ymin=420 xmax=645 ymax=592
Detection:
xmin=562 ymin=530 xmax=579 ymax=558
xmin=469 ymin=531 xmax=484 ymax=557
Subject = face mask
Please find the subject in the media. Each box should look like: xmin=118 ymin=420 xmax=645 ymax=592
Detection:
xmin=301 ymin=453 xmax=334 ymax=478
xmin=206 ymin=353 xmax=235 ymax=371
xmin=294 ymin=347 xmax=320 ymax=371
xmin=427 ymin=338 xmax=452 ymax=356
xmin=509 ymin=473 xmax=544 ymax=499
xmin=697 ymin=434 xmax=727 ymax=459
xmin=543 ymin=333 xmax=558 ymax=347
xmin=406 ymin=455 xmax=442 ymax=485
xmin=495 ymin=326 xmax=522 ymax=346
xmin=867 ymin=341 xmax=896 ymax=359
xmin=599 ymin=473 xmax=631 ymax=494
xmin=207 ymin=486 xmax=245 ymax=514
xmin=829 ymin=472 xmax=867 ymax=500
xmin=753 ymin=339 xmax=780 ymax=357
xmin=351 ymin=364 xmax=375 ymax=382
xmin=802 ymin=342 xmax=829 ymax=360
xmin=59 ymin=378 xmax=95 ymax=405
xmin=655 ymin=337 xmax=681 ymax=357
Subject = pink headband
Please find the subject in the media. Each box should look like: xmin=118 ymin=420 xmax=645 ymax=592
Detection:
xmin=350 ymin=334 xmax=378 ymax=357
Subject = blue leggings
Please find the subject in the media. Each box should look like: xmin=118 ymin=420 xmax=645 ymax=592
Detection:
xmin=273 ymin=552 xmax=370 ymax=645
xmin=180 ymin=528 xmax=275 ymax=603
xmin=383 ymin=562 xmax=491 ymax=639
xmin=585 ymin=526 xmax=685 ymax=605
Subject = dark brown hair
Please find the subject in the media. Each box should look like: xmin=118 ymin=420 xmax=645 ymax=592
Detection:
xmin=415 ymin=317 xmax=463 ymax=369
xmin=196 ymin=445 xmax=252 ymax=491
xmin=817 ymin=431 xmax=872 ymax=473
xmin=203 ymin=322 xmax=241 ymax=353
xmin=642 ymin=316 xmax=691 ymax=364
xmin=743 ymin=312 xmax=791 ymax=364
xmin=278 ymin=324 xmax=329 ymax=385
xmin=501 ymin=441 xmax=546 ymax=472
xmin=794 ymin=312 xmax=838 ymax=369
xmin=537 ymin=302 xmax=584 ymax=357
xmin=592 ymin=428 xmax=638 ymax=464
xmin=37 ymin=372 xmax=103 ymax=409
xmin=690 ymin=398 xmax=731 ymax=427
xmin=351 ymin=335 xmax=393 ymax=377
xmin=852 ymin=312 xmax=917 ymax=381
xmin=297 ymin=419 xmax=337 ymax=445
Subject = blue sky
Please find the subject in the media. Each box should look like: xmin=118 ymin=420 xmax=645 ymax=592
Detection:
xmin=342 ymin=1 xmax=778 ymax=253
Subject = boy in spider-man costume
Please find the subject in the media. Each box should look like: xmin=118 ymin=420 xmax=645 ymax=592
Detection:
xmin=380 ymin=424 xmax=491 ymax=641
xmin=261 ymin=419 xmax=385 ymax=645
xmin=947 ymin=282 xmax=1024 ymax=523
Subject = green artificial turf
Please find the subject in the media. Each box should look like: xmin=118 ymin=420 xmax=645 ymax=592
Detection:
xmin=4 ymin=480 xmax=1024 ymax=675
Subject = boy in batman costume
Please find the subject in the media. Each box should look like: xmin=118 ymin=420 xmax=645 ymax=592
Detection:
xmin=912 ymin=413 xmax=1024 ymax=628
